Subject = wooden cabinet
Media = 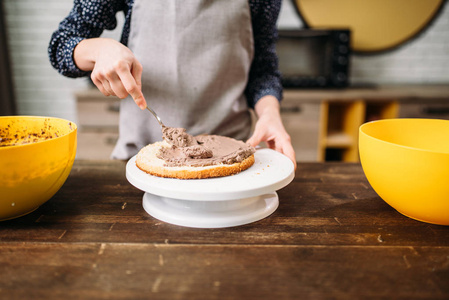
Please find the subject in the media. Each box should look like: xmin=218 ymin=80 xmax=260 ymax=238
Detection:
xmin=282 ymin=85 xmax=449 ymax=162
xmin=399 ymin=101 xmax=449 ymax=119
xmin=281 ymin=98 xmax=399 ymax=162
xmin=75 ymin=89 xmax=120 ymax=160
xmin=76 ymin=85 xmax=449 ymax=161
xmin=319 ymin=100 xmax=398 ymax=162
xmin=280 ymin=100 xmax=321 ymax=162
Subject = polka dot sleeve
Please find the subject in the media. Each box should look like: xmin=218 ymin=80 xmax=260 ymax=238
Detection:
xmin=48 ymin=0 xmax=129 ymax=78
xmin=245 ymin=0 xmax=283 ymax=108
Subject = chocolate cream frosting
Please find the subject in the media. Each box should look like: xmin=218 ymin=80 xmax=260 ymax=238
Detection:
xmin=159 ymin=126 xmax=255 ymax=167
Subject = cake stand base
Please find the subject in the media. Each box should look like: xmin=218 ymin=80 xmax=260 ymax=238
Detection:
xmin=142 ymin=192 xmax=279 ymax=228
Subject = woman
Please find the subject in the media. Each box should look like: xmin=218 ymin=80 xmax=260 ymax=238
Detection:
xmin=49 ymin=0 xmax=296 ymax=168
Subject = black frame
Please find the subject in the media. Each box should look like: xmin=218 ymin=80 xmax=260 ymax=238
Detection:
xmin=276 ymin=28 xmax=351 ymax=88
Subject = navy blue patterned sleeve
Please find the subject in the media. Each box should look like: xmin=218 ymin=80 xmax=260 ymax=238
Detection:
xmin=246 ymin=0 xmax=283 ymax=108
xmin=48 ymin=0 xmax=128 ymax=78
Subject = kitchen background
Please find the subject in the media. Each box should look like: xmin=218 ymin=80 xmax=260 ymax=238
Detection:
xmin=1 ymin=0 xmax=449 ymax=160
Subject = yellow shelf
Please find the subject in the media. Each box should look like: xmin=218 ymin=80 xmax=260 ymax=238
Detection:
xmin=325 ymin=132 xmax=353 ymax=148
xmin=319 ymin=100 xmax=399 ymax=162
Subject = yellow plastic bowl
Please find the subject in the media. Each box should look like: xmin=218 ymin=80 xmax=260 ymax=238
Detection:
xmin=359 ymin=118 xmax=449 ymax=225
xmin=0 ymin=116 xmax=77 ymax=221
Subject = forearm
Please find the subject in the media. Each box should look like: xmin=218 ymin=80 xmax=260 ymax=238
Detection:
xmin=48 ymin=0 xmax=124 ymax=77
xmin=254 ymin=95 xmax=281 ymax=118
xmin=245 ymin=0 xmax=282 ymax=108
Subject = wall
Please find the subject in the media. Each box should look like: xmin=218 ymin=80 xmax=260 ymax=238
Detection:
xmin=3 ymin=0 xmax=449 ymax=121
xmin=278 ymin=0 xmax=449 ymax=85
xmin=4 ymin=0 xmax=123 ymax=122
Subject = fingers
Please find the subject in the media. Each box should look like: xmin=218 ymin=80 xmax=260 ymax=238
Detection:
xmin=271 ymin=137 xmax=297 ymax=170
xmin=247 ymin=128 xmax=265 ymax=148
xmin=91 ymin=60 xmax=146 ymax=109
xmin=266 ymin=140 xmax=275 ymax=149
xmin=280 ymin=139 xmax=297 ymax=170
xmin=106 ymin=71 xmax=128 ymax=99
xmin=131 ymin=60 xmax=143 ymax=89
xmin=91 ymin=70 xmax=121 ymax=98
xmin=119 ymin=60 xmax=146 ymax=109
xmin=131 ymin=61 xmax=146 ymax=109
xmin=91 ymin=76 xmax=110 ymax=96
xmin=102 ymin=79 xmax=114 ymax=96
xmin=247 ymin=135 xmax=260 ymax=148
xmin=248 ymin=130 xmax=297 ymax=170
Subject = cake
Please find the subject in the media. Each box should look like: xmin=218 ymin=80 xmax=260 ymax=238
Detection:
xmin=136 ymin=127 xmax=255 ymax=179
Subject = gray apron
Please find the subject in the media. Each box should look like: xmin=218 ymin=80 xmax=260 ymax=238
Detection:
xmin=111 ymin=0 xmax=254 ymax=159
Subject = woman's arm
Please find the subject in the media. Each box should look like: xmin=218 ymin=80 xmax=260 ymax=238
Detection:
xmin=48 ymin=1 xmax=145 ymax=108
xmin=245 ymin=0 xmax=283 ymax=108
xmin=48 ymin=0 xmax=127 ymax=78
xmin=246 ymin=0 xmax=296 ymax=168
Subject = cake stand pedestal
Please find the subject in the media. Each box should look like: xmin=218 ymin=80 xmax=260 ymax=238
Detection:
xmin=126 ymin=149 xmax=295 ymax=228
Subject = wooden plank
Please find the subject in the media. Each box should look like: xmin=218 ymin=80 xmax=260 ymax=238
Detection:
xmin=317 ymin=101 xmax=329 ymax=161
xmin=283 ymin=85 xmax=449 ymax=102
xmin=1 ymin=161 xmax=449 ymax=299
xmin=1 ymin=162 xmax=449 ymax=247
xmin=0 ymin=242 xmax=448 ymax=299
xmin=341 ymin=100 xmax=365 ymax=161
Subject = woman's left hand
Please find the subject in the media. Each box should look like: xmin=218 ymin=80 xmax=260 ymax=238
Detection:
xmin=247 ymin=96 xmax=297 ymax=170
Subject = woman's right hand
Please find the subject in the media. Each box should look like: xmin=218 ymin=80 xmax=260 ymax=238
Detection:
xmin=73 ymin=38 xmax=147 ymax=109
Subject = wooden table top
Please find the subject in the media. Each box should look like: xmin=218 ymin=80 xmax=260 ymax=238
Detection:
xmin=1 ymin=160 xmax=448 ymax=299
xmin=283 ymin=84 xmax=449 ymax=102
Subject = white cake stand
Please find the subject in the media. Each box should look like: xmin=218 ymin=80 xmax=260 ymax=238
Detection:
xmin=126 ymin=148 xmax=295 ymax=228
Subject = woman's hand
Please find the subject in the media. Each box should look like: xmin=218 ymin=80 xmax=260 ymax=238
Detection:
xmin=247 ymin=95 xmax=297 ymax=170
xmin=73 ymin=38 xmax=147 ymax=109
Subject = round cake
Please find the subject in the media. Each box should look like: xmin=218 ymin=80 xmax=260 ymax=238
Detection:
xmin=136 ymin=127 xmax=255 ymax=179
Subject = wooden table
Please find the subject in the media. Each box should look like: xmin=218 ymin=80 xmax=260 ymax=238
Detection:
xmin=1 ymin=161 xmax=449 ymax=299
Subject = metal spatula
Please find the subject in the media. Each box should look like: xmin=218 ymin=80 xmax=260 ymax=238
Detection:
xmin=146 ymin=105 xmax=165 ymax=128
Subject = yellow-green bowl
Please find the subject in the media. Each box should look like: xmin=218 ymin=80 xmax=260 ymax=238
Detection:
xmin=0 ymin=116 xmax=77 ymax=221
xmin=359 ymin=118 xmax=449 ymax=225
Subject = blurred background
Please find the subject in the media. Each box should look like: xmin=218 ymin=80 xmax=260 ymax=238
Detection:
xmin=1 ymin=0 xmax=449 ymax=161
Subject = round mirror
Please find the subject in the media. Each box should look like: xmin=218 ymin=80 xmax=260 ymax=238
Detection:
xmin=293 ymin=0 xmax=446 ymax=53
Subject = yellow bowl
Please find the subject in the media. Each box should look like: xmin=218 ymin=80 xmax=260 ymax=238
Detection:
xmin=359 ymin=118 xmax=449 ymax=225
xmin=0 ymin=116 xmax=77 ymax=221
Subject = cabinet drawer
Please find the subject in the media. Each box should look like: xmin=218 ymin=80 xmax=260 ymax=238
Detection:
xmin=281 ymin=102 xmax=321 ymax=162
xmin=76 ymin=99 xmax=120 ymax=129
xmin=399 ymin=103 xmax=449 ymax=119
xmin=76 ymin=132 xmax=118 ymax=160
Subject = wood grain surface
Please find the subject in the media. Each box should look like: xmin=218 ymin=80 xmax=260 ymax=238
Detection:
xmin=1 ymin=161 xmax=448 ymax=299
